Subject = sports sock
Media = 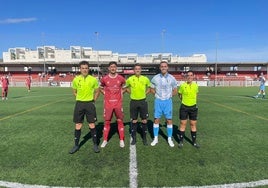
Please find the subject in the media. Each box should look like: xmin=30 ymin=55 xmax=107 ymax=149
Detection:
xmin=178 ymin=130 xmax=185 ymax=143
xmin=131 ymin=122 xmax=137 ymax=138
xmin=191 ymin=131 xmax=197 ymax=143
xmin=117 ymin=120 xmax=125 ymax=140
xmin=103 ymin=121 xmax=111 ymax=141
xmin=90 ymin=127 xmax=97 ymax=145
xmin=74 ymin=129 xmax=81 ymax=146
xmin=141 ymin=123 xmax=147 ymax=139
xmin=167 ymin=124 xmax=173 ymax=138
xmin=153 ymin=124 xmax=159 ymax=137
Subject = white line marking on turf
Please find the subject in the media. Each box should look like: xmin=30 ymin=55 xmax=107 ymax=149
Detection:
xmin=0 ymin=98 xmax=68 ymax=122
xmin=129 ymin=141 xmax=138 ymax=188
xmin=0 ymin=181 xmax=79 ymax=188
xmin=11 ymin=94 xmax=72 ymax=100
xmin=0 ymin=179 xmax=268 ymax=188
xmin=201 ymin=98 xmax=268 ymax=121
xmin=176 ymin=179 xmax=268 ymax=188
xmin=0 ymin=93 xmax=267 ymax=188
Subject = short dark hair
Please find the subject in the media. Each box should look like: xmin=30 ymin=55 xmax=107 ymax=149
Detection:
xmin=186 ymin=70 xmax=194 ymax=75
xmin=79 ymin=61 xmax=89 ymax=67
xmin=160 ymin=61 xmax=168 ymax=66
xmin=133 ymin=63 xmax=141 ymax=68
xmin=108 ymin=61 xmax=117 ymax=67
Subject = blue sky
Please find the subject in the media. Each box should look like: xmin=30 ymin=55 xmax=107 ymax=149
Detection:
xmin=0 ymin=0 xmax=267 ymax=62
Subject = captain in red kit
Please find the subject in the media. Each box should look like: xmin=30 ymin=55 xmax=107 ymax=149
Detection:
xmin=99 ymin=61 xmax=126 ymax=148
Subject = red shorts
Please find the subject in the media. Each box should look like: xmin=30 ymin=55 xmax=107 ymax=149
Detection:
xmin=2 ymin=87 xmax=8 ymax=92
xmin=104 ymin=106 xmax=124 ymax=121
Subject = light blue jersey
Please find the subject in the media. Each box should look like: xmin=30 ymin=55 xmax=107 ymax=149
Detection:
xmin=259 ymin=76 xmax=266 ymax=91
xmin=151 ymin=73 xmax=177 ymax=100
xmin=254 ymin=75 xmax=266 ymax=99
xmin=151 ymin=73 xmax=177 ymax=142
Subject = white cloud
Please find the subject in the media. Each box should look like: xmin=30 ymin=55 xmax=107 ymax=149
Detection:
xmin=0 ymin=17 xmax=37 ymax=24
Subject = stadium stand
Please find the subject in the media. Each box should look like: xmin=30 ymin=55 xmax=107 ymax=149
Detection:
xmin=1 ymin=46 xmax=267 ymax=87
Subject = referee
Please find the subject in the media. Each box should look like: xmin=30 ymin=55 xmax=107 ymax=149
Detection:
xmin=126 ymin=63 xmax=151 ymax=145
xmin=69 ymin=61 xmax=100 ymax=154
xmin=178 ymin=70 xmax=200 ymax=148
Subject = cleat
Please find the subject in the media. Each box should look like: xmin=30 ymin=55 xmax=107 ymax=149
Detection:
xmin=93 ymin=144 xmax=100 ymax=153
xmin=151 ymin=138 xmax=158 ymax=146
xmin=131 ymin=137 xmax=136 ymax=145
xmin=178 ymin=142 xmax=183 ymax=149
xmin=100 ymin=140 xmax=108 ymax=148
xmin=143 ymin=138 xmax=148 ymax=146
xmin=193 ymin=142 xmax=200 ymax=148
xmin=168 ymin=138 xmax=175 ymax=147
xmin=69 ymin=145 xmax=79 ymax=154
xmin=120 ymin=140 xmax=125 ymax=148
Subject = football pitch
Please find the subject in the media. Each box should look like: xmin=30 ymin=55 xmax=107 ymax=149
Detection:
xmin=0 ymin=87 xmax=267 ymax=188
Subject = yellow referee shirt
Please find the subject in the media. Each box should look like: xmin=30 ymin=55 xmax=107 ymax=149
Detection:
xmin=126 ymin=75 xmax=151 ymax=100
xmin=178 ymin=82 xmax=198 ymax=106
xmin=72 ymin=75 xmax=99 ymax=101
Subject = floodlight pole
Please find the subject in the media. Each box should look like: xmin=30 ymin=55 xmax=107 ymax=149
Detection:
xmin=215 ymin=33 xmax=218 ymax=87
xmin=43 ymin=47 xmax=46 ymax=74
xmin=266 ymin=64 xmax=268 ymax=78
xmin=161 ymin=29 xmax=166 ymax=61
xmin=95 ymin=32 xmax=99 ymax=79
xmin=43 ymin=46 xmax=46 ymax=85
xmin=41 ymin=33 xmax=46 ymax=85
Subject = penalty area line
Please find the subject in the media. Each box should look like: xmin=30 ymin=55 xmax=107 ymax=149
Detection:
xmin=201 ymin=98 xmax=268 ymax=121
xmin=0 ymin=98 xmax=69 ymax=122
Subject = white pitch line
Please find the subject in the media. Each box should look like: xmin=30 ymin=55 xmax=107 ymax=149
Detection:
xmin=129 ymin=142 xmax=138 ymax=188
xmin=0 ymin=177 xmax=268 ymax=188
xmin=175 ymin=179 xmax=268 ymax=188
xmin=1 ymin=179 xmax=268 ymax=188
xmin=0 ymin=181 xmax=78 ymax=188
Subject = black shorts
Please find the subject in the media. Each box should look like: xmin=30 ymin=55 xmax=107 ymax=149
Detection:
xmin=73 ymin=101 xmax=97 ymax=124
xmin=130 ymin=99 xmax=149 ymax=120
xmin=179 ymin=104 xmax=198 ymax=120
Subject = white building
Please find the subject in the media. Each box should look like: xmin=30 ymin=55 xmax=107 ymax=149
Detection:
xmin=2 ymin=46 xmax=207 ymax=64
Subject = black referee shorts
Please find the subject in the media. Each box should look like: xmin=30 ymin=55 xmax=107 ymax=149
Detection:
xmin=130 ymin=99 xmax=149 ymax=120
xmin=73 ymin=101 xmax=97 ymax=123
xmin=179 ymin=103 xmax=198 ymax=120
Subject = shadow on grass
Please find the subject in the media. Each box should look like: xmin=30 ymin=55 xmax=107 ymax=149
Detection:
xmin=147 ymin=119 xmax=195 ymax=146
xmin=105 ymin=121 xmax=131 ymax=141
xmin=147 ymin=121 xmax=196 ymax=146
xmin=79 ymin=121 xmax=131 ymax=148
xmin=128 ymin=120 xmax=154 ymax=141
xmin=173 ymin=128 xmax=196 ymax=146
xmin=79 ymin=131 xmax=92 ymax=148
xmin=241 ymin=95 xmax=257 ymax=99
xmin=78 ymin=120 xmax=195 ymax=147
xmin=234 ymin=94 xmax=267 ymax=100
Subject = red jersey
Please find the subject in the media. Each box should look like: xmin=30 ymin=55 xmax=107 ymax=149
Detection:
xmin=1 ymin=77 xmax=9 ymax=88
xmin=100 ymin=74 xmax=125 ymax=108
xmin=26 ymin=77 xmax=31 ymax=85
